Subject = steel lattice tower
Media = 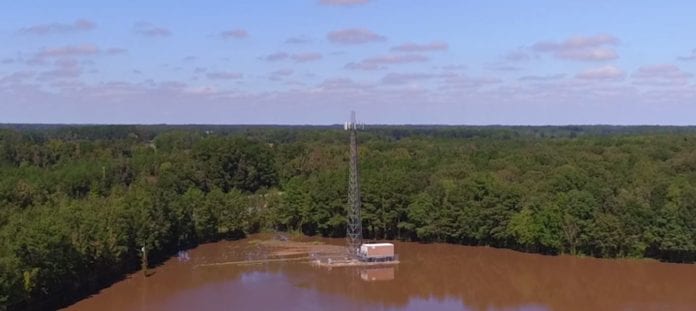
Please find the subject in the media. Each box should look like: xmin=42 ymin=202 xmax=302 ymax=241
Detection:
xmin=345 ymin=111 xmax=363 ymax=258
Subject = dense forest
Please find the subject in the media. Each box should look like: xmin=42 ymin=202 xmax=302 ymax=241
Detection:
xmin=3 ymin=124 xmax=696 ymax=310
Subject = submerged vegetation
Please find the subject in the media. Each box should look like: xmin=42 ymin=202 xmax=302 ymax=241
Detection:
xmin=3 ymin=124 xmax=696 ymax=309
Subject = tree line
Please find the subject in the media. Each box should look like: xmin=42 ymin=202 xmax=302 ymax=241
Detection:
xmin=3 ymin=125 xmax=696 ymax=309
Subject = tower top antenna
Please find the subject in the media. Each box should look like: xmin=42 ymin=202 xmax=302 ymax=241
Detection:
xmin=344 ymin=110 xmax=364 ymax=131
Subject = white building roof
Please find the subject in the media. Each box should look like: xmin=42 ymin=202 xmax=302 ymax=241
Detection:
xmin=361 ymin=243 xmax=393 ymax=247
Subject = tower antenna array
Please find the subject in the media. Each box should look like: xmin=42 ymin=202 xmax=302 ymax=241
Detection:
xmin=345 ymin=111 xmax=363 ymax=258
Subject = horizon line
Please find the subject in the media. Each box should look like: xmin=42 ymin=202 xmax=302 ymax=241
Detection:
xmin=2 ymin=122 xmax=696 ymax=127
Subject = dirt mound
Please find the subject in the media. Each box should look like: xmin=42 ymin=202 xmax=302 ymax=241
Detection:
xmin=255 ymin=239 xmax=347 ymax=257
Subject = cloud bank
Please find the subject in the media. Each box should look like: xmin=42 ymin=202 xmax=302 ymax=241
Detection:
xmin=133 ymin=22 xmax=171 ymax=37
xmin=19 ymin=19 xmax=96 ymax=35
xmin=533 ymin=34 xmax=619 ymax=61
xmin=327 ymin=28 xmax=386 ymax=44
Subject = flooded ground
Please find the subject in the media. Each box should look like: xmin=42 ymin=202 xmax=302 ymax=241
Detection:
xmin=64 ymin=234 xmax=696 ymax=311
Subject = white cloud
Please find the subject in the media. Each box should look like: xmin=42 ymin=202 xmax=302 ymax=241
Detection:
xmin=381 ymin=73 xmax=434 ymax=85
xmin=133 ymin=22 xmax=171 ymax=37
xmin=678 ymin=49 xmax=696 ymax=61
xmin=262 ymin=52 xmax=289 ymax=62
xmin=261 ymin=52 xmax=322 ymax=63
xmin=290 ymin=53 xmax=323 ymax=63
xmin=19 ymin=19 xmax=96 ymax=35
xmin=345 ymin=54 xmax=428 ymax=70
xmin=269 ymin=69 xmax=294 ymax=81
xmin=391 ymin=42 xmax=448 ymax=52
xmin=220 ymin=29 xmax=248 ymax=39
xmin=633 ymin=64 xmax=692 ymax=86
xmin=36 ymin=44 xmax=100 ymax=58
xmin=532 ymin=34 xmax=619 ymax=61
xmin=206 ymin=71 xmax=243 ymax=80
xmin=439 ymin=74 xmax=501 ymax=89
xmin=503 ymin=50 xmax=532 ymax=62
xmin=575 ymin=65 xmax=625 ymax=80
xmin=285 ymin=36 xmax=311 ymax=44
xmin=327 ymin=28 xmax=386 ymax=44
xmin=518 ymin=74 xmax=566 ymax=82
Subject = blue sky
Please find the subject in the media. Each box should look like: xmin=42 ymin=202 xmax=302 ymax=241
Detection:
xmin=1 ymin=0 xmax=696 ymax=124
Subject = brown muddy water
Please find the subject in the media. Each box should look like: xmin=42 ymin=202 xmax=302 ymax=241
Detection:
xmin=64 ymin=234 xmax=696 ymax=311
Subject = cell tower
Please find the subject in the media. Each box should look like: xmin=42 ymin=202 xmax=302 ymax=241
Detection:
xmin=345 ymin=111 xmax=363 ymax=258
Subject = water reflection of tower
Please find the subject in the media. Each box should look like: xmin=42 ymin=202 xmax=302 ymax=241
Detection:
xmin=345 ymin=111 xmax=363 ymax=258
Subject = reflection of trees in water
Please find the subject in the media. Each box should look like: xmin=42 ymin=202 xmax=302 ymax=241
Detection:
xmin=276 ymin=240 xmax=696 ymax=311
xmin=70 ymin=237 xmax=696 ymax=311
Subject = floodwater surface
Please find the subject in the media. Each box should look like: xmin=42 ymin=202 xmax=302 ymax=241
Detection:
xmin=64 ymin=235 xmax=696 ymax=311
